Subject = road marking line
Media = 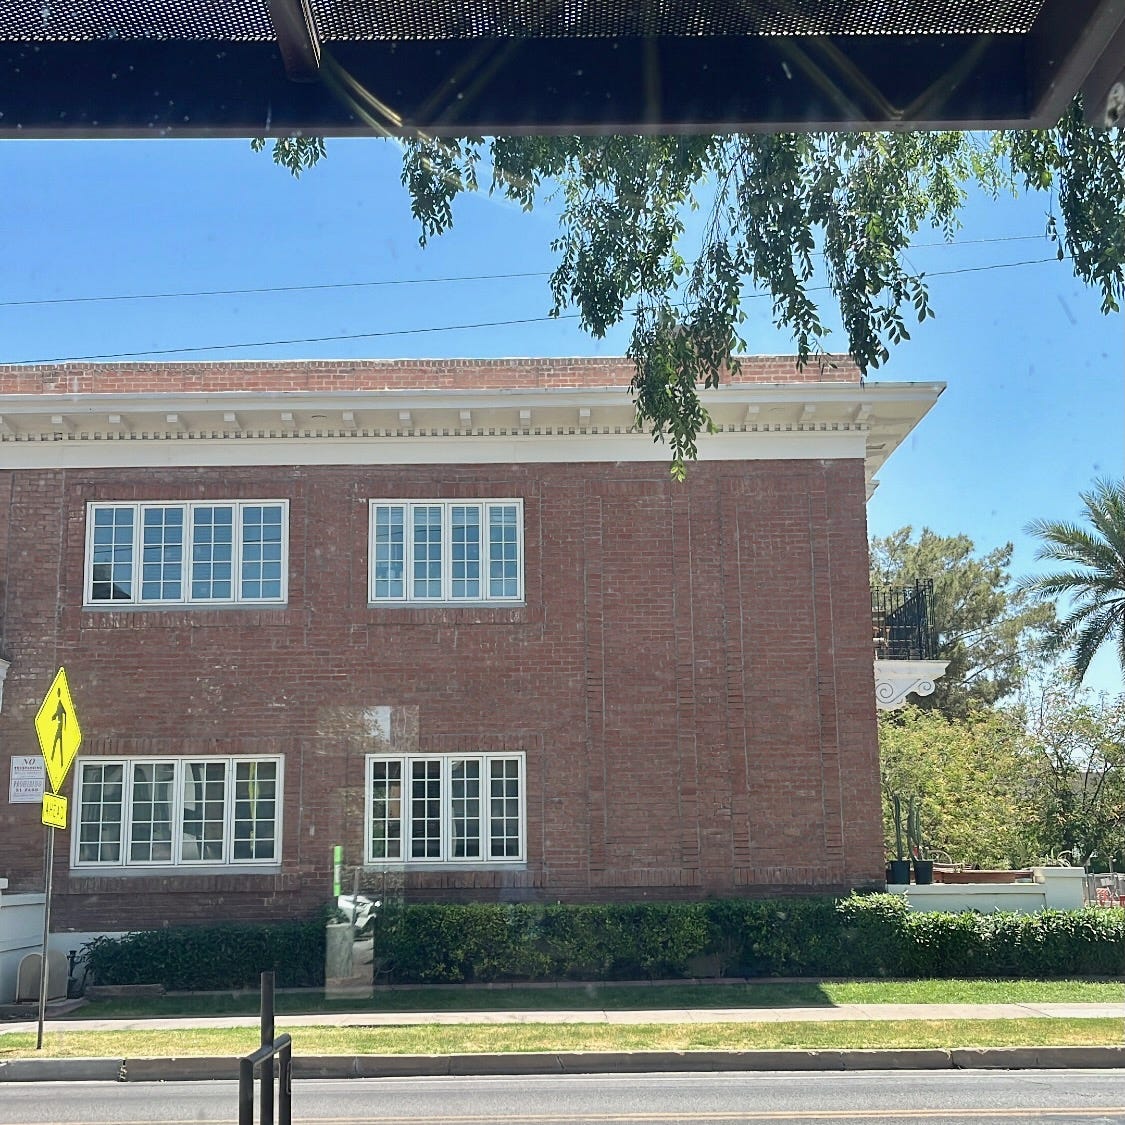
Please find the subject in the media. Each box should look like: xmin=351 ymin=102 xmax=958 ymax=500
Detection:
xmin=13 ymin=1109 xmax=1125 ymax=1124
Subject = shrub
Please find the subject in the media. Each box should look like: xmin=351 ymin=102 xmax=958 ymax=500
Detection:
xmin=82 ymin=898 xmax=1125 ymax=990
xmin=83 ymin=916 xmax=327 ymax=990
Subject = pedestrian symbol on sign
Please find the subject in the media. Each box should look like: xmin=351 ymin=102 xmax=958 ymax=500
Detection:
xmin=52 ymin=688 xmax=67 ymax=767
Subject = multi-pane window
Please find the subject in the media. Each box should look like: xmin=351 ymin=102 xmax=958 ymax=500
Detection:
xmin=365 ymin=753 xmax=525 ymax=864
xmin=369 ymin=500 xmax=523 ymax=604
xmin=74 ymin=757 xmax=281 ymax=869
xmin=86 ymin=501 xmax=287 ymax=606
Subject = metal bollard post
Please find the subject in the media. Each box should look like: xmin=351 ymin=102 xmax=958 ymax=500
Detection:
xmin=238 ymin=1057 xmax=254 ymax=1125
xmin=261 ymin=971 xmax=275 ymax=1125
xmin=279 ymin=1037 xmax=293 ymax=1125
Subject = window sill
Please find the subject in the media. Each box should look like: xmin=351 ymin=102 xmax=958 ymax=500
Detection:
xmin=82 ymin=602 xmax=287 ymax=612
xmin=363 ymin=862 xmax=527 ymax=872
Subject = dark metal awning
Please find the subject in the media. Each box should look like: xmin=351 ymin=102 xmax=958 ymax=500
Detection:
xmin=1 ymin=0 xmax=1123 ymax=137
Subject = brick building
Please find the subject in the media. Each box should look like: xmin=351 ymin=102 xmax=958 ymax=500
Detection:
xmin=0 ymin=357 xmax=942 ymax=934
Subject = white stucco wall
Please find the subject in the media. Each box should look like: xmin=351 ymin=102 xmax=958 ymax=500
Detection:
xmin=0 ymin=891 xmax=45 ymax=1004
xmin=887 ymin=867 xmax=1090 ymax=913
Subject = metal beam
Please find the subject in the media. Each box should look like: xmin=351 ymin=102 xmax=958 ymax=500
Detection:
xmin=1028 ymin=0 xmax=1125 ymax=125
xmin=0 ymin=34 xmax=1038 ymax=138
xmin=266 ymin=0 xmax=322 ymax=82
xmin=1078 ymin=2 xmax=1125 ymax=125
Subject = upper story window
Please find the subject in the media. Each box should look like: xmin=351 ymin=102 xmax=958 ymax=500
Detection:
xmin=368 ymin=500 xmax=523 ymax=605
xmin=73 ymin=755 xmax=281 ymax=870
xmin=85 ymin=501 xmax=288 ymax=606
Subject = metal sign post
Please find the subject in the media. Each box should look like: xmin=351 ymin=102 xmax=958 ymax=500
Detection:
xmin=32 ymin=667 xmax=83 ymax=1051
xmin=36 ymin=827 xmax=55 ymax=1051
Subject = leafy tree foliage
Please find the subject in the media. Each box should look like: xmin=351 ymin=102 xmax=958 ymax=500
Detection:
xmin=260 ymin=108 xmax=1124 ymax=475
xmin=870 ymin=527 xmax=1054 ymax=718
xmin=1019 ymin=679 xmax=1125 ymax=869
xmin=1020 ymin=478 xmax=1125 ymax=684
xmin=880 ymin=683 xmax=1125 ymax=870
xmin=879 ymin=705 xmax=1038 ymax=868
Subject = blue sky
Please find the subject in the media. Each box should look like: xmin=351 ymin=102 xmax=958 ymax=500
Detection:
xmin=2 ymin=138 xmax=1122 ymax=692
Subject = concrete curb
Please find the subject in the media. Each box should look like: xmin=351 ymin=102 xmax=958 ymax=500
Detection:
xmin=1 ymin=1047 xmax=1123 ymax=1082
xmin=0 ymin=1058 xmax=122 ymax=1082
xmin=949 ymin=1047 xmax=1125 ymax=1070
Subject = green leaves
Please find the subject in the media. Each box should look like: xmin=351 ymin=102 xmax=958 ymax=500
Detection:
xmin=250 ymin=136 xmax=328 ymax=179
xmin=83 ymin=918 xmax=327 ymax=989
xmin=879 ymin=705 xmax=1043 ymax=868
xmin=881 ymin=683 xmax=1125 ymax=872
xmin=1003 ymin=103 xmax=1125 ymax=316
xmin=255 ymin=107 xmax=1125 ymax=474
xmin=1020 ymin=478 xmax=1125 ymax=684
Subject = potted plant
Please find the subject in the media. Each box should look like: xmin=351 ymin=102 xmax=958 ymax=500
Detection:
xmin=907 ymin=797 xmax=934 ymax=885
xmin=887 ymin=794 xmax=912 ymax=884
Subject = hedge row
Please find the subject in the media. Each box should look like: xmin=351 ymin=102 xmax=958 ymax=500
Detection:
xmin=83 ymin=917 xmax=327 ymax=991
xmin=83 ymin=896 xmax=1125 ymax=990
xmin=376 ymin=897 xmax=1125 ymax=982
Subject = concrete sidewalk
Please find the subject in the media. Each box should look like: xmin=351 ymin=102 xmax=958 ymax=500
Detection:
xmin=1 ymin=1000 xmax=1121 ymax=1034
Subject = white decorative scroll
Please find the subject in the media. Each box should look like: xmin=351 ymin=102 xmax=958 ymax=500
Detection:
xmin=0 ymin=657 xmax=8 ymax=712
xmin=874 ymin=659 xmax=950 ymax=711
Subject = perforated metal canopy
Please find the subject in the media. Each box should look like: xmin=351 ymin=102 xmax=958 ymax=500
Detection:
xmin=2 ymin=0 xmax=1123 ymax=135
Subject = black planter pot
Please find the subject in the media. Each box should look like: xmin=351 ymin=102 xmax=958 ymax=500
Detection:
xmin=887 ymin=859 xmax=912 ymax=884
xmin=913 ymin=859 xmax=934 ymax=885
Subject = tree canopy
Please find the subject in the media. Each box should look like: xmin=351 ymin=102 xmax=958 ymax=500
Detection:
xmin=878 ymin=704 xmax=1038 ymax=869
xmin=1019 ymin=678 xmax=1125 ymax=868
xmin=260 ymin=108 xmax=1125 ymax=475
xmin=879 ymin=682 xmax=1125 ymax=871
xmin=870 ymin=526 xmax=1054 ymax=718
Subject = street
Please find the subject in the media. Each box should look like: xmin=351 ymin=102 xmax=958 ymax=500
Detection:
xmin=0 ymin=1071 xmax=1122 ymax=1123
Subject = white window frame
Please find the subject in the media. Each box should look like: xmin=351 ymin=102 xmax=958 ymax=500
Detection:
xmin=84 ymin=500 xmax=289 ymax=607
xmin=364 ymin=752 xmax=526 ymax=866
xmin=367 ymin=499 xmax=524 ymax=605
xmin=71 ymin=756 xmax=283 ymax=870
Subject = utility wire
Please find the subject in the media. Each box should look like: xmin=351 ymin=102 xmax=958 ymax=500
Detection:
xmin=8 ymin=314 xmax=584 ymax=365
xmin=0 ymin=271 xmax=548 ymax=309
xmin=6 ymin=256 xmax=1066 ymax=366
xmin=0 ymin=235 xmax=1051 ymax=310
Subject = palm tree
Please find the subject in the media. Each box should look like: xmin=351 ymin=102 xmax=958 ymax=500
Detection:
xmin=1020 ymin=478 xmax=1125 ymax=684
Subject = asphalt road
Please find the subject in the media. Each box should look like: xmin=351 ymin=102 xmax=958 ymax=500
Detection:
xmin=0 ymin=1071 xmax=1123 ymax=1124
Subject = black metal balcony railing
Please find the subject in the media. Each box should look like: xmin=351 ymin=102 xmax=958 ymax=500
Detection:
xmin=871 ymin=579 xmax=938 ymax=661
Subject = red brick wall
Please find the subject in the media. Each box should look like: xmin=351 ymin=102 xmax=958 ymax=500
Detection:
xmin=0 ymin=355 xmax=860 ymax=396
xmin=0 ymin=458 xmax=882 ymax=931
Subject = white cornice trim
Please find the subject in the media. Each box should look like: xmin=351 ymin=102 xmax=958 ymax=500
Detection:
xmin=0 ymin=381 xmax=942 ymax=486
xmin=0 ymin=429 xmax=869 ymax=469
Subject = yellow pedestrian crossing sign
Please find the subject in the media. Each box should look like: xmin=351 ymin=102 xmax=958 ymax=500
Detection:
xmin=35 ymin=667 xmax=82 ymax=795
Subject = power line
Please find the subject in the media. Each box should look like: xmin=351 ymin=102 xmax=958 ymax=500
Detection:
xmin=924 ymin=256 xmax=1060 ymax=279
xmin=0 ymin=235 xmax=1051 ymax=310
xmin=0 ymin=271 xmax=548 ymax=309
xmin=8 ymin=314 xmax=584 ymax=365
xmin=909 ymin=234 xmax=1049 ymax=250
xmin=6 ymin=255 xmax=1067 ymax=366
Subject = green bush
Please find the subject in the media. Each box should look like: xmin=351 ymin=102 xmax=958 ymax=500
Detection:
xmin=83 ymin=917 xmax=327 ymax=990
xmin=375 ymin=897 xmax=1122 ymax=983
xmin=83 ymin=898 xmax=1125 ymax=990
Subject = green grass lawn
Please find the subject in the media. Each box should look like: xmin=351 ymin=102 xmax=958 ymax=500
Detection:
xmin=71 ymin=978 xmax=1125 ymax=1020
xmin=1 ymin=1018 xmax=1121 ymax=1059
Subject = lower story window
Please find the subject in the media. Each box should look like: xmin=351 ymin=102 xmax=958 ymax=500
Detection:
xmin=73 ymin=757 xmax=281 ymax=869
xmin=366 ymin=752 xmax=525 ymax=864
